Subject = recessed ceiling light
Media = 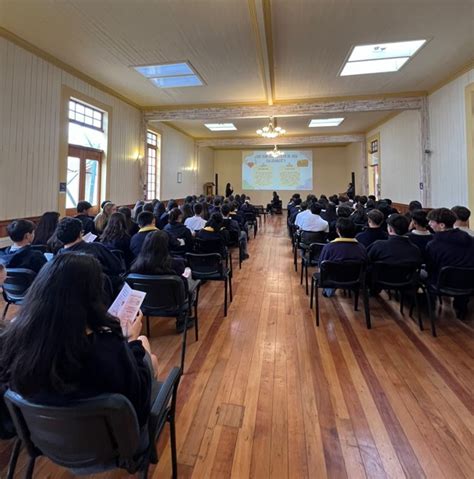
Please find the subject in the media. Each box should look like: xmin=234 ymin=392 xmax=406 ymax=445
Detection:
xmin=132 ymin=61 xmax=204 ymax=88
xmin=205 ymin=123 xmax=237 ymax=131
xmin=340 ymin=39 xmax=426 ymax=76
xmin=309 ymin=118 xmax=345 ymax=127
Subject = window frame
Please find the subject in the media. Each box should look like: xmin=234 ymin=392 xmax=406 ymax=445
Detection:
xmin=69 ymin=98 xmax=105 ymax=132
xmin=146 ymin=130 xmax=159 ymax=200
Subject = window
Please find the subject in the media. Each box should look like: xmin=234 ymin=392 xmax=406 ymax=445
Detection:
xmin=370 ymin=139 xmax=379 ymax=154
xmin=69 ymin=99 xmax=104 ymax=131
xmin=66 ymin=145 xmax=102 ymax=212
xmin=146 ymin=130 xmax=160 ymax=200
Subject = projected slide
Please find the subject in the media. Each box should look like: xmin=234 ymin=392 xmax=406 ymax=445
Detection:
xmin=242 ymin=150 xmax=313 ymax=190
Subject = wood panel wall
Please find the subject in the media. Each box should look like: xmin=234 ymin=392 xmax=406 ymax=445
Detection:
xmin=0 ymin=37 xmax=142 ymax=221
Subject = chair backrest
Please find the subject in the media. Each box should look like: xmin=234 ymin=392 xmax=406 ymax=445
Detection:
xmin=110 ymin=249 xmax=127 ymax=270
xmin=371 ymin=262 xmax=420 ymax=288
xmin=4 ymin=390 xmax=141 ymax=470
xmin=308 ymin=242 xmax=327 ymax=263
xmin=125 ymin=274 xmax=186 ymax=312
xmin=2 ymin=268 xmax=37 ymax=303
xmin=243 ymin=211 xmax=256 ymax=222
xmin=185 ymin=253 xmax=223 ymax=277
xmin=300 ymin=230 xmax=327 ymax=247
xmin=194 ymin=237 xmax=226 ymax=256
xmin=437 ymin=266 xmax=474 ymax=295
xmin=319 ymin=261 xmax=365 ymax=288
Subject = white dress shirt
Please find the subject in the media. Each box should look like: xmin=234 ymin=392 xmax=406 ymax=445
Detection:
xmin=185 ymin=215 xmax=207 ymax=232
xmin=297 ymin=213 xmax=329 ymax=233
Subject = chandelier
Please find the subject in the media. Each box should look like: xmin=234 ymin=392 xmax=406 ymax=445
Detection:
xmin=256 ymin=119 xmax=286 ymax=139
xmin=266 ymin=145 xmax=284 ymax=158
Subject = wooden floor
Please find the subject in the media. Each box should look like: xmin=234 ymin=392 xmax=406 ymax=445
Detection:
xmin=1 ymin=215 xmax=473 ymax=478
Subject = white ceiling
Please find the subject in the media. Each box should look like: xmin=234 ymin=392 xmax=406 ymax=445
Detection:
xmin=1 ymin=0 xmax=473 ymax=108
xmin=161 ymin=110 xmax=393 ymax=138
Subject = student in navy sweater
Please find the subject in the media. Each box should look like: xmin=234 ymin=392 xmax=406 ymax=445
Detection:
xmin=100 ymin=212 xmax=133 ymax=267
xmin=355 ymin=209 xmax=388 ymax=248
xmin=368 ymin=214 xmax=422 ymax=265
xmin=0 ymin=219 xmax=47 ymax=273
xmin=0 ymin=253 xmax=157 ymax=428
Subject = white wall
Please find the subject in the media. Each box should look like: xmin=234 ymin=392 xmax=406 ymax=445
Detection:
xmin=0 ymin=37 xmax=142 ymax=220
xmin=197 ymin=147 xmax=215 ymax=195
xmin=367 ymin=110 xmax=422 ymax=204
xmin=428 ymin=69 xmax=474 ymax=208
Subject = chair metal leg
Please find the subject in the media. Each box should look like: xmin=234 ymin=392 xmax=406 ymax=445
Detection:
xmin=229 ymin=273 xmax=233 ymax=302
xmin=363 ymin=287 xmax=371 ymax=329
xmin=315 ymin=284 xmax=320 ymax=327
xmin=6 ymin=438 xmax=21 ymax=479
xmin=294 ymin=247 xmax=298 ymax=272
xmin=2 ymin=302 xmax=10 ymax=321
xmin=146 ymin=316 xmax=150 ymax=337
xmin=25 ymin=456 xmax=36 ymax=479
xmin=414 ymin=288 xmax=423 ymax=331
xmin=169 ymin=415 xmax=178 ymax=479
xmin=300 ymin=258 xmax=304 ymax=285
xmin=310 ymin=276 xmax=314 ymax=309
xmin=139 ymin=457 xmax=150 ymax=479
xmin=224 ymin=278 xmax=228 ymax=317
xmin=305 ymin=263 xmax=309 ymax=296
xmin=354 ymin=289 xmax=359 ymax=311
xmin=425 ymin=289 xmax=437 ymax=337
xmin=194 ymin=288 xmax=200 ymax=341
xmin=180 ymin=314 xmax=188 ymax=371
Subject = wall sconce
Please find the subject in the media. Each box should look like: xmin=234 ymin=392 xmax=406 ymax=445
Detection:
xmin=177 ymin=171 xmax=182 ymax=183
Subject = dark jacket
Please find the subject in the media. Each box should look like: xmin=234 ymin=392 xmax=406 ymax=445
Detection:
xmin=368 ymin=235 xmax=422 ymax=265
xmin=425 ymin=229 xmax=474 ymax=283
xmin=356 ymin=227 xmax=389 ymax=248
xmin=130 ymin=226 xmax=158 ymax=257
xmin=407 ymin=232 xmax=433 ymax=257
xmin=196 ymin=227 xmax=229 ymax=257
xmin=59 ymin=241 xmax=125 ymax=285
xmin=0 ymin=245 xmax=47 ymax=273
xmin=319 ymin=238 xmax=367 ymax=264
xmin=28 ymin=331 xmax=151 ymax=427
xmin=164 ymin=223 xmax=193 ymax=252
xmin=75 ymin=214 xmax=96 ymax=235
xmin=101 ymin=236 xmax=133 ymax=267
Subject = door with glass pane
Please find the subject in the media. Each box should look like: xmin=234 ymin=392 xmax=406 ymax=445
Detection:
xmin=66 ymin=145 xmax=102 ymax=215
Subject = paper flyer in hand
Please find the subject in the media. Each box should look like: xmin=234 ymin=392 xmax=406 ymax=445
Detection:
xmin=108 ymin=283 xmax=146 ymax=328
xmin=83 ymin=232 xmax=98 ymax=243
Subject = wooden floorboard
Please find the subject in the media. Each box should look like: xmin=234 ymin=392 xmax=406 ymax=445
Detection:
xmin=1 ymin=215 xmax=473 ymax=478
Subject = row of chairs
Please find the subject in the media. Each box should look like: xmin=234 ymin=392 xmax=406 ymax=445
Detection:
xmin=290 ymin=229 xmax=474 ymax=337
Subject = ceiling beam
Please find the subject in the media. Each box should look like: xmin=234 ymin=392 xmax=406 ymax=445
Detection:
xmin=196 ymin=134 xmax=364 ymax=148
xmin=145 ymin=96 xmax=423 ymax=121
xmin=248 ymin=0 xmax=275 ymax=105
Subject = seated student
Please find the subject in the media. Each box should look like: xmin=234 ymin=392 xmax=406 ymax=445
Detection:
xmin=426 ymin=208 xmax=474 ymax=317
xmin=118 ymin=206 xmax=139 ymax=236
xmin=294 ymin=201 xmax=309 ymax=229
xmin=408 ymin=209 xmax=433 ymax=255
xmin=288 ymin=198 xmax=303 ymax=226
xmin=75 ymin=201 xmax=96 ymax=235
xmin=336 ymin=205 xmax=353 ymax=219
xmin=0 ymin=253 xmax=158 ymax=428
xmin=164 ymin=208 xmax=193 ymax=252
xmin=406 ymin=200 xmax=423 ymax=219
xmin=131 ymin=231 xmax=198 ymax=333
xmin=368 ymin=214 xmax=422 ymax=264
xmin=295 ymin=202 xmax=329 ymax=233
xmin=221 ymin=204 xmax=249 ymax=259
xmin=94 ymin=201 xmax=116 ymax=235
xmin=32 ymin=211 xmax=60 ymax=247
xmin=356 ymin=209 xmax=388 ymax=248
xmin=452 ymin=205 xmax=474 ymax=237
xmin=318 ymin=218 xmax=367 ymax=296
xmin=153 ymin=201 xmax=167 ymax=230
xmin=184 ymin=203 xmax=207 ymax=233
xmin=267 ymin=191 xmax=281 ymax=213
xmin=56 ymin=217 xmax=124 ymax=293
xmin=351 ymin=203 xmax=367 ymax=226
xmin=0 ymin=220 xmax=47 ymax=273
xmin=130 ymin=211 xmax=159 ymax=257
xmin=100 ymin=212 xmax=133 ymax=266
xmin=196 ymin=212 xmax=230 ymax=257
xmin=182 ymin=203 xmax=194 ymax=222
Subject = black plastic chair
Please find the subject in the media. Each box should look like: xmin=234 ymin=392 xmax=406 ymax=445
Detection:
xmin=194 ymin=237 xmax=233 ymax=276
xmin=4 ymin=367 xmax=182 ymax=479
xmin=226 ymin=229 xmax=244 ymax=270
xmin=311 ymin=261 xmax=371 ymax=329
xmin=0 ymin=391 xmax=20 ymax=479
xmin=300 ymin=242 xmax=327 ymax=295
xmin=125 ymin=274 xmax=199 ymax=370
xmin=2 ymin=268 xmax=37 ymax=320
xmin=30 ymin=244 xmax=49 ymax=253
xmin=424 ymin=266 xmax=474 ymax=337
xmin=243 ymin=211 xmax=258 ymax=238
xmin=111 ymin=249 xmax=127 ymax=272
xmin=186 ymin=252 xmax=233 ymax=317
xmin=293 ymin=230 xmax=327 ymax=272
xmin=371 ymin=262 xmax=423 ymax=331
